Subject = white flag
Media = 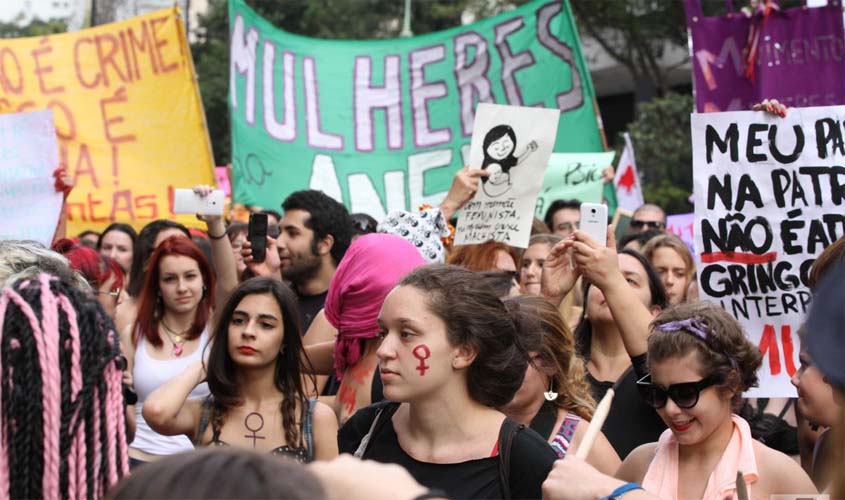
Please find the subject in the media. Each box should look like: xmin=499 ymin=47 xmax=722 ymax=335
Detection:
xmin=613 ymin=132 xmax=644 ymax=212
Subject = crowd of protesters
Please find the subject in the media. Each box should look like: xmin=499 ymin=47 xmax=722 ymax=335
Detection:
xmin=0 ymin=99 xmax=842 ymax=499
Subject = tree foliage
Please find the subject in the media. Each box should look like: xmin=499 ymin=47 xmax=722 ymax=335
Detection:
xmin=0 ymin=17 xmax=67 ymax=38
xmin=625 ymin=93 xmax=694 ymax=214
xmin=570 ymin=0 xmax=686 ymax=103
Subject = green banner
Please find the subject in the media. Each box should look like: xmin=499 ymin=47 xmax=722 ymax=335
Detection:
xmin=534 ymin=152 xmax=614 ymax=218
xmin=229 ymin=0 xmax=602 ymax=218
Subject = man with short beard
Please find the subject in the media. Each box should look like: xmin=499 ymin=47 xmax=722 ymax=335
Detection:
xmin=244 ymin=190 xmax=353 ymax=330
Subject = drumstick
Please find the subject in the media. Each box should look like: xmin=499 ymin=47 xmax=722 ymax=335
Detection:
xmin=736 ymin=471 xmax=749 ymax=500
xmin=575 ymin=388 xmax=615 ymax=460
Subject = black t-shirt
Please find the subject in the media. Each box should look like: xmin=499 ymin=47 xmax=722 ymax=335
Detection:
xmin=339 ymin=402 xmax=556 ymax=500
xmin=295 ymin=289 xmax=328 ymax=331
xmin=587 ymin=353 xmax=666 ymax=459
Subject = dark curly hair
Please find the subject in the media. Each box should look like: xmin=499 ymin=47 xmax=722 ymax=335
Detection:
xmin=398 ymin=264 xmax=528 ymax=408
xmin=282 ymin=190 xmax=353 ymax=266
xmin=648 ymin=301 xmax=762 ymax=409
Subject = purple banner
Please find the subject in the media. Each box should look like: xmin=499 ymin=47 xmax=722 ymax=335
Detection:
xmin=684 ymin=0 xmax=845 ymax=113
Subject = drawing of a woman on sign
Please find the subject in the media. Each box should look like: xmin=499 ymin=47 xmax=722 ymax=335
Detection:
xmin=480 ymin=124 xmax=538 ymax=198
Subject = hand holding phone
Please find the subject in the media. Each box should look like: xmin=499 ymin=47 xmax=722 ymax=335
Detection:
xmin=248 ymin=213 xmax=268 ymax=263
xmin=579 ymin=203 xmax=608 ymax=247
xmin=173 ymin=188 xmax=225 ymax=216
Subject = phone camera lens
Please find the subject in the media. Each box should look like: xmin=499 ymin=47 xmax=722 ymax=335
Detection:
xmin=591 ymin=208 xmax=596 ymax=214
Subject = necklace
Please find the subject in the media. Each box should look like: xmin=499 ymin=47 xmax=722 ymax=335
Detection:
xmin=161 ymin=320 xmax=189 ymax=357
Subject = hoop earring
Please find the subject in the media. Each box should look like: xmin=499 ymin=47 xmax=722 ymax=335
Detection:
xmin=544 ymin=380 xmax=558 ymax=401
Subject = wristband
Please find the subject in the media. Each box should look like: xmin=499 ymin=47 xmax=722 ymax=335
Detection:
xmin=412 ymin=489 xmax=448 ymax=500
xmin=599 ymin=482 xmax=642 ymax=500
xmin=208 ymin=230 xmax=227 ymax=240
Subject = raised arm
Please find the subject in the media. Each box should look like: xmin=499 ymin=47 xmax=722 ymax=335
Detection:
xmin=570 ymin=227 xmax=654 ymax=358
xmin=302 ymin=310 xmax=338 ymax=376
xmin=541 ymin=240 xmax=581 ymax=307
xmin=439 ymin=165 xmax=489 ymax=221
xmin=141 ymin=358 xmax=205 ymax=440
xmin=192 ymin=185 xmax=238 ymax=312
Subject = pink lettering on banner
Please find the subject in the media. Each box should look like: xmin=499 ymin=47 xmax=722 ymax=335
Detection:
xmin=409 ymin=45 xmax=450 ymax=148
xmin=666 ymin=212 xmax=695 ymax=254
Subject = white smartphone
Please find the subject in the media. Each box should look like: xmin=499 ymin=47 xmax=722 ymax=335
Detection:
xmin=173 ymin=189 xmax=225 ymax=216
xmin=579 ymin=202 xmax=608 ymax=247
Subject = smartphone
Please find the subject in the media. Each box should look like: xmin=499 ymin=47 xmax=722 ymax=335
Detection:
xmin=248 ymin=213 xmax=268 ymax=263
xmin=173 ymin=189 xmax=225 ymax=216
xmin=580 ymin=202 xmax=608 ymax=247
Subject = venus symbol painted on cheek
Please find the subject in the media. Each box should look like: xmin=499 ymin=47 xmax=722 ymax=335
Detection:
xmin=412 ymin=344 xmax=431 ymax=376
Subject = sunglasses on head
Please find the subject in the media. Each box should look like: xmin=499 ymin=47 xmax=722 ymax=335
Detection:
xmin=630 ymin=219 xmax=665 ymax=230
xmin=636 ymin=373 xmax=722 ymax=409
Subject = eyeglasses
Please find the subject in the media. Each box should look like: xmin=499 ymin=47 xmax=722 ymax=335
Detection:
xmin=636 ymin=373 xmax=722 ymax=409
xmin=96 ymin=288 xmax=121 ymax=300
xmin=630 ymin=220 xmax=665 ymax=231
xmin=555 ymin=221 xmax=579 ymax=232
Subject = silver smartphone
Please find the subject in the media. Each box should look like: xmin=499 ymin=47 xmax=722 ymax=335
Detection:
xmin=579 ymin=202 xmax=608 ymax=247
xmin=173 ymin=189 xmax=225 ymax=216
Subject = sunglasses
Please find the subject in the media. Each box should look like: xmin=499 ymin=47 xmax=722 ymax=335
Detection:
xmin=636 ymin=373 xmax=722 ymax=409
xmin=630 ymin=219 xmax=665 ymax=230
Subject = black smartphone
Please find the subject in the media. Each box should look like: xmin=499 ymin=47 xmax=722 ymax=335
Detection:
xmin=248 ymin=213 xmax=268 ymax=263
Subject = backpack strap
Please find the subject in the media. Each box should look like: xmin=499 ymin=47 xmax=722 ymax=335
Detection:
xmin=497 ymin=417 xmax=524 ymax=500
xmin=304 ymin=398 xmax=317 ymax=462
xmin=353 ymin=401 xmax=400 ymax=458
xmin=194 ymin=395 xmax=214 ymax=447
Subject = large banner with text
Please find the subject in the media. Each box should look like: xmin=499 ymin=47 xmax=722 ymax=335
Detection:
xmin=0 ymin=8 xmax=214 ymax=234
xmin=692 ymin=106 xmax=845 ymax=396
xmin=229 ymin=0 xmax=602 ymax=220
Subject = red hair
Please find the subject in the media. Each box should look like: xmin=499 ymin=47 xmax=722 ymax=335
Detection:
xmin=53 ymin=238 xmax=125 ymax=291
xmin=133 ymin=236 xmax=216 ymax=348
xmin=447 ymin=240 xmax=519 ymax=272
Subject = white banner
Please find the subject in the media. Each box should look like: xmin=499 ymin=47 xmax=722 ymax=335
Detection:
xmin=692 ymin=105 xmax=845 ymax=396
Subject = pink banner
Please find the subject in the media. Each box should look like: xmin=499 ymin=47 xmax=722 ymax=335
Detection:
xmin=666 ymin=212 xmax=695 ymax=255
xmin=215 ymin=166 xmax=231 ymax=196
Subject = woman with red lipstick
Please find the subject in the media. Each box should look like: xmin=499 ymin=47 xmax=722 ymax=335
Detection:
xmin=617 ymin=301 xmax=815 ymax=499
xmin=143 ymin=277 xmax=338 ymax=462
xmin=338 ymin=265 xmax=556 ymax=499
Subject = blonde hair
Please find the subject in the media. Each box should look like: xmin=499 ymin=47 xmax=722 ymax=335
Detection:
xmin=641 ymin=233 xmax=695 ymax=280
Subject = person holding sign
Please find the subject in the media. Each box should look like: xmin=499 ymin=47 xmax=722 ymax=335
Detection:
xmin=339 ymin=265 xmax=556 ymax=499
xmin=617 ymin=301 xmax=816 ymax=499
xmin=542 ymin=228 xmax=668 ymax=458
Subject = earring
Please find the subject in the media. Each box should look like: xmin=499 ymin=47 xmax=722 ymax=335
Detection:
xmin=544 ymin=380 xmax=558 ymax=401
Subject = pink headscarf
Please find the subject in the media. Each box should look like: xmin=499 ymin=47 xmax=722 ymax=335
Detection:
xmin=325 ymin=233 xmax=426 ymax=380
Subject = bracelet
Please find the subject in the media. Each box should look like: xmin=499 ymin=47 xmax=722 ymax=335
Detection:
xmin=599 ymin=483 xmax=642 ymax=500
xmin=412 ymin=489 xmax=448 ymax=500
xmin=208 ymin=230 xmax=227 ymax=240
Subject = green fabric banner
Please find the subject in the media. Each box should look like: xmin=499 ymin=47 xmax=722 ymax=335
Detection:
xmin=229 ymin=0 xmax=602 ymax=219
xmin=534 ymin=152 xmax=615 ymax=218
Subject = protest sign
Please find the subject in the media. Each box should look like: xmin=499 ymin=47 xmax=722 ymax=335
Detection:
xmin=215 ymin=166 xmax=231 ymax=197
xmin=534 ymin=151 xmax=613 ymax=218
xmin=454 ymin=103 xmax=559 ymax=248
xmin=613 ymin=133 xmax=644 ymax=211
xmin=692 ymin=105 xmax=845 ymax=396
xmin=666 ymin=212 xmax=695 ymax=255
xmin=684 ymin=0 xmax=845 ymax=113
xmin=0 ymin=8 xmax=214 ymax=234
xmin=0 ymin=110 xmax=62 ymax=246
xmin=229 ymin=0 xmax=602 ymax=220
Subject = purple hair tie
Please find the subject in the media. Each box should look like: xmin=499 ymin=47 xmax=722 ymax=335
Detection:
xmin=656 ymin=318 xmax=739 ymax=370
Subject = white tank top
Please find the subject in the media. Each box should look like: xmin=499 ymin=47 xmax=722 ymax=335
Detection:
xmin=132 ymin=328 xmax=210 ymax=456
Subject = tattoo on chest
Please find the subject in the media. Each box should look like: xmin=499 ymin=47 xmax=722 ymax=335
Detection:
xmin=413 ymin=344 xmax=431 ymax=376
xmin=244 ymin=412 xmax=265 ymax=448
